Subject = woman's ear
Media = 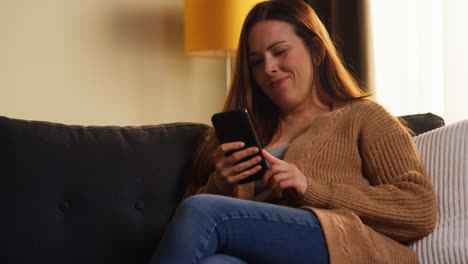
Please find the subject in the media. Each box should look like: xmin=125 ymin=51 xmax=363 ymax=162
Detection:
xmin=311 ymin=37 xmax=325 ymax=66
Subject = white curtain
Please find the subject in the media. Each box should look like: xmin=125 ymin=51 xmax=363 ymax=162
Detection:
xmin=370 ymin=0 xmax=468 ymax=124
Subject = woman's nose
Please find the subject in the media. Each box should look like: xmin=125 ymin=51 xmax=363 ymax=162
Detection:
xmin=264 ymin=58 xmax=278 ymax=74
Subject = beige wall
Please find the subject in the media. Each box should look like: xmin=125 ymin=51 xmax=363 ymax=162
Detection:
xmin=0 ymin=0 xmax=226 ymax=126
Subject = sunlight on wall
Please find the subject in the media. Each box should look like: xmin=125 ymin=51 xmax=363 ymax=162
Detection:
xmin=0 ymin=0 xmax=225 ymax=126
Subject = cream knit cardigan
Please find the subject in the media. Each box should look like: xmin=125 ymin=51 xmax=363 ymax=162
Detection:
xmin=189 ymin=99 xmax=437 ymax=264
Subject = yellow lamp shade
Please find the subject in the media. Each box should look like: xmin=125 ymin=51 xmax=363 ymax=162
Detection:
xmin=184 ymin=0 xmax=264 ymax=58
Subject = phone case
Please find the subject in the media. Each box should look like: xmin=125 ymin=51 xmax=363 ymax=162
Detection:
xmin=211 ymin=109 xmax=267 ymax=184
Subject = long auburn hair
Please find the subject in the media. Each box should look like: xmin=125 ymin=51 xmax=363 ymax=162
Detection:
xmin=188 ymin=0 xmax=370 ymax=192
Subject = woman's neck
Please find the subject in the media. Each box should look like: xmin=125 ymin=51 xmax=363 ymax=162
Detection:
xmin=265 ymin=102 xmax=331 ymax=150
xmin=266 ymin=80 xmax=331 ymax=150
xmin=279 ymin=104 xmax=329 ymax=126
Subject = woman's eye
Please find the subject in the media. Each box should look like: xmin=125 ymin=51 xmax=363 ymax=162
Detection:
xmin=275 ymin=50 xmax=286 ymax=56
xmin=251 ymin=60 xmax=263 ymax=67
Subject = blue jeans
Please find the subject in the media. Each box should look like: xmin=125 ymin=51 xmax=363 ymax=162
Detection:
xmin=150 ymin=194 xmax=329 ymax=264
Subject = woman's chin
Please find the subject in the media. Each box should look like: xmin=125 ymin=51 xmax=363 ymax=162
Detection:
xmin=272 ymin=99 xmax=300 ymax=112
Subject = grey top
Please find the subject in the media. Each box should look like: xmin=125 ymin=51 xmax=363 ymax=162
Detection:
xmin=254 ymin=144 xmax=290 ymax=199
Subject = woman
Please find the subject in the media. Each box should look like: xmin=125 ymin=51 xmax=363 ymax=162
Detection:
xmin=151 ymin=0 xmax=437 ymax=263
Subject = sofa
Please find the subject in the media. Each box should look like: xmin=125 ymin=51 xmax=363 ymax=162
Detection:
xmin=1 ymin=117 xmax=208 ymax=264
xmin=1 ymin=113 xmax=465 ymax=264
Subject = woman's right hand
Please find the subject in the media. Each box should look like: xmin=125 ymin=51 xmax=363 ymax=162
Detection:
xmin=213 ymin=141 xmax=263 ymax=186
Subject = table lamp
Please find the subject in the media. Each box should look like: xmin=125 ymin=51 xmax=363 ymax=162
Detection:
xmin=184 ymin=0 xmax=263 ymax=92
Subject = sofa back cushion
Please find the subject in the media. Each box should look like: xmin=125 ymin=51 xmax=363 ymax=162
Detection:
xmin=410 ymin=119 xmax=468 ymax=263
xmin=0 ymin=116 xmax=208 ymax=264
xmin=399 ymin=112 xmax=445 ymax=136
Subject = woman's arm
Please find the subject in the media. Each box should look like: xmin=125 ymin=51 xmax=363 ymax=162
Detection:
xmin=301 ymin=138 xmax=436 ymax=242
xmin=298 ymin=103 xmax=437 ymax=242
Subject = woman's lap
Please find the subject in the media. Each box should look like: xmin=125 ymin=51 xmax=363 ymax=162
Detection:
xmin=151 ymin=194 xmax=328 ymax=264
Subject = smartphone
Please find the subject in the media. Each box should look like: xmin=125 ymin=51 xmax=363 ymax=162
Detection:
xmin=211 ymin=109 xmax=267 ymax=184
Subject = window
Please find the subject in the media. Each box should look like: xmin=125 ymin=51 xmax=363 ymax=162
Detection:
xmin=370 ymin=0 xmax=468 ymax=124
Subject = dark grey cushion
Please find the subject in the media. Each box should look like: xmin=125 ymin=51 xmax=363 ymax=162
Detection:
xmin=399 ymin=113 xmax=445 ymax=136
xmin=0 ymin=116 xmax=208 ymax=264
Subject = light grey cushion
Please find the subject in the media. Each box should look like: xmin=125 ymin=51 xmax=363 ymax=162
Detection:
xmin=410 ymin=119 xmax=468 ymax=263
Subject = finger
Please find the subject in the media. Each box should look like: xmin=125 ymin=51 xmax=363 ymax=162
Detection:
xmin=215 ymin=142 xmax=245 ymax=159
xmin=216 ymin=146 xmax=260 ymax=183
xmin=262 ymin=159 xmax=293 ymax=185
xmin=272 ymin=179 xmax=286 ymax=199
xmin=230 ymin=155 xmax=262 ymax=175
xmin=221 ymin=141 xmax=245 ymax=156
xmin=214 ymin=142 xmax=245 ymax=169
xmin=262 ymin=168 xmax=274 ymax=187
xmin=228 ymin=146 xmax=260 ymax=165
xmin=264 ymin=170 xmax=287 ymax=188
xmin=271 ymin=175 xmax=297 ymax=199
xmin=269 ymin=164 xmax=290 ymax=175
xmin=269 ymin=173 xmax=291 ymax=185
xmin=276 ymin=178 xmax=302 ymax=199
xmin=262 ymin=149 xmax=285 ymax=165
xmin=269 ymin=173 xmax=291 ymax=197
xmin=230 ymin=164 xmax=262 ymax=184
xmin=264 ymin=164 xmax=290 ymax=185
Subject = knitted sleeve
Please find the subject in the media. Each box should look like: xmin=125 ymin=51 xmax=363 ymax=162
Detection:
xmin=299 ymin=101 xmax=437 ymax=242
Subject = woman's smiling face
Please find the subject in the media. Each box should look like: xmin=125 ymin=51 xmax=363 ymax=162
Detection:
xmin=248 ymin=20 xmax=316 ymax=112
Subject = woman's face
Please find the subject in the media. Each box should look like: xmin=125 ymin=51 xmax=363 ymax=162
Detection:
xmin=248 ymin=20 xmax=316 ymax=112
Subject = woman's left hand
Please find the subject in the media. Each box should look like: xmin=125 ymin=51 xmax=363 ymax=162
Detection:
xmin=262 ymin=149 xmax=308 ymax=200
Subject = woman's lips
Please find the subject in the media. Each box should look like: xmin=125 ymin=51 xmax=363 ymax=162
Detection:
xmin=271 ymin=76 xmax=289 ymax=88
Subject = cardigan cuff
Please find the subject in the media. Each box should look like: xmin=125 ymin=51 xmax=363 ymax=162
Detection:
xmin=300 ymin=179 xmax=333 ymax=208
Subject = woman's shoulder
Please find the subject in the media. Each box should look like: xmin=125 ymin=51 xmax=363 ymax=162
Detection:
xmin=312 ymin=99 xmax=402 ymax=135
xmin=341 ymin=99 xmax=409 ymax=139
xmin=315 ymin=99 xmax=388 ymax=127
xmin=340 ymin=98 xmax=389 ymax=114
xmin=334 ymin=98 xmax=395 ymax=121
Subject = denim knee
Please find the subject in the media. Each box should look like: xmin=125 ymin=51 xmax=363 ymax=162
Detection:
xmin=179 ymin=193 xmax=216 ymax=209
xmin=178 ymin=194 xmax=220 ymax=211
xmin=176 ymin=194 xmax=230 ymax=221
